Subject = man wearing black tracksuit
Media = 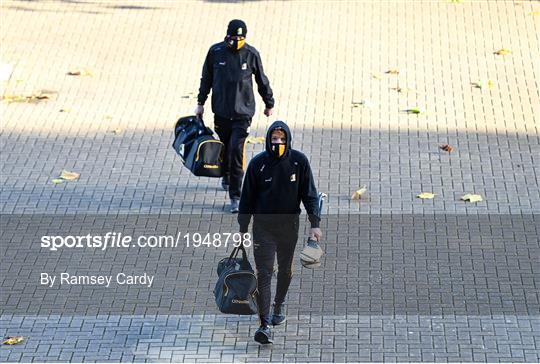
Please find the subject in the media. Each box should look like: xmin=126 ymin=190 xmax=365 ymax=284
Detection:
xmin=196 ymin=19 xmax=275 ymax=213
xmin=238 ymin=120 xmax=323 ymax=344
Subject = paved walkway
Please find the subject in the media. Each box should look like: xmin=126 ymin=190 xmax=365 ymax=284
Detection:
xmin=1 ymin=0 xmax=539 ymax=362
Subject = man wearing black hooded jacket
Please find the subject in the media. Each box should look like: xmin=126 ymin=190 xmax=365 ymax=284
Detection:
xmin=238 ymin=121 xmax=323 ymax=344
xmin=196 ymin=19 xmax=274 ymax=213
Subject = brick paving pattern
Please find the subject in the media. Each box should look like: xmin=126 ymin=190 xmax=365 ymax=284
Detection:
xmin=1 ymin=0 xmax=539 ymax=362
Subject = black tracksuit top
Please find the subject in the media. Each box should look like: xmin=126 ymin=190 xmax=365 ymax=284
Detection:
xmin=238 ymin=121 xmax=320 ymax=233
xmin=197 ymin=42 xmax=274 ymax=120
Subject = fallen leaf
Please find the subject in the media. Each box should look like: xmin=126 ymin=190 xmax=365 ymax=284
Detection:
xmin=60 ymin=170 xmax=80 ymax=181
xmin=371 ymin=73 xmax=382 ymax=80
xmin=405 ymin=108 xmax=422 ymax=114
xmin=181 ymin=95 xmax=190 ymax=99
xmin=352 ymin=100 xmax=373 ymax=108
xmin=385 ymin=69 xmax=399 ymax=75
xmin=112 ymin=128 xmax=122 ymax=134
xmin=1 ymin=95 xmax=27 ymax=103
xmin=246 ymin=136 xmax=265 ymax=144
xmin=59 ymin=108 xmax=71 ymax=113
xmin=417 ymin=192 xmax=435 ymax=199
xmin=494 ymin=49 xmax=511 ymax=56
xmin=104 ymin=115 xmax=113 ymax=120
xmin=2 ymin=90 xmax=57 ymax=104
xmin=3 ymin=336 xmax=25 ymax=345
xmin=439 ymin=144 xmax=454 ymax=153
xmin=471 ymin=80 xmax=494 ymax=90
xmin=449 ymin=0 xmax=464 ymax=3
xmin=391 ymin=87 xmax=415 ymax=94
xmin=461 ymin=194 xmax=483 ymax=203
xmin=52 ymin=178 xmax=64 ymax=185
xmin=67 ymin=69 xmax=92 ymax=76
xmin=531 ymin=11 xmax=540 ymax=16
xmin=351 ymin=185 xmax=367 ymax=200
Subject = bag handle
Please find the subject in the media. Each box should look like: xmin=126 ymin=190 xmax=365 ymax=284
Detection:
xmin=195 ymin=115 xmax=206 ymax=127
xmin=195 ymin=115 xmax=214 ymax=136
xmin=228 ymin=242 xmax=248 ymax=263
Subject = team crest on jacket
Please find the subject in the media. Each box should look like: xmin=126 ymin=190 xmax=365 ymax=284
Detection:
xmin=241 ymin=63 xmax=247 ymax=70
xmin=290 ymin=173 xmax=296 ymax=182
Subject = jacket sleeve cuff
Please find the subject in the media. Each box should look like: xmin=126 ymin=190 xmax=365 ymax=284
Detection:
xmin=308 ymin=215 xmax=320 ymax=229
xmin=238 ymin=214 xmax=251 ymax=233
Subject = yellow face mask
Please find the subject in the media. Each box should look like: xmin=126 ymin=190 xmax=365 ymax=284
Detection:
xmin=226 ymin=36 xmax=246 ymax=50
xmin=271 ymin=143 xmax=286 ymax=158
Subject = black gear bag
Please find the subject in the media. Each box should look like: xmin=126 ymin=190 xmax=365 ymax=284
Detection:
xmin=214 ymin=244 xmax=258 ymax=315
xmin=172 ymin=115 xmax=224 ymax=177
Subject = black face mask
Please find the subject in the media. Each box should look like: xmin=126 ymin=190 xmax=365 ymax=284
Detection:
xmin=270 ymin=143 xmax=286 ymax=158
xmin=225 ymin=35 xmax=245 ymax=51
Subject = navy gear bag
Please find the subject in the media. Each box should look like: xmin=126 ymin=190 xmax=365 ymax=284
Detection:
xmin=214 ymin=244 xmax=258 ymax=315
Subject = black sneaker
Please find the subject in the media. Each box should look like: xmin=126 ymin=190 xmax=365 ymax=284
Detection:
xmin=230 ymin=199 xmax=239 ymax=214
xmin=254 ymin=325 xmax=273 ymax=344
xmin=221 ymin=178 xmax=229 ymax=191
xmin=271 ymin=303 xmax=286 ymax=326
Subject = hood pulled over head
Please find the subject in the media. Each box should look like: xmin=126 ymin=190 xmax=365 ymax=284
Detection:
xmin=265 ymin=120 xmax=292 ymax=159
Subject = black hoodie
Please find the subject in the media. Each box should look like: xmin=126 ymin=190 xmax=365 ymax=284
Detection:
xmin=238 ymin=121 xmax=320 ymax=233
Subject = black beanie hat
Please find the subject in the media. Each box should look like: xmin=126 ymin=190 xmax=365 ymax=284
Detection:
xmin=227 ymin=19 xmax=247 ymax=37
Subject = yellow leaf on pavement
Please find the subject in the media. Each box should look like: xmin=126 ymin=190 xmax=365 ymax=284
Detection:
xmin=52 ymin=178 xmax=64 ymax=185
xmin=59 ymin=170 xmax=80 ymax=181
xmin=405 ymin=108 xmax=422 ymax=114
xmin=1 ymin=95 xmax=27 ymax=103
xmin=3 ymin=336 xmax=25 ymax=345
xmin=417 ymin=192 xmax=435 ymax=199
xmin=461 ymin=194 xmax=483 ymax=203
xmin=246 ymin=136 xmax=265 ymax=144
xmin=494 ymin=49 xmax=511 ymax=56
xmin=351 ymin=186 xmax=367 ymax=200
xmin=67 ymin=69 xmax=92 ymax=77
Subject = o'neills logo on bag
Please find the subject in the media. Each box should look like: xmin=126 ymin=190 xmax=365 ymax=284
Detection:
xmin=204 ymin=164 xmax=219 ymax=169
xmin=232 ymin=299 xmax=249 ymax=304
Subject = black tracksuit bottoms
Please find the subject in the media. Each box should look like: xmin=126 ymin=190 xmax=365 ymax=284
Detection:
xmin=214 ymin=115 xmax=250 ymax=200
xmin=252 ymin=217 xmax=299 ymax=326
